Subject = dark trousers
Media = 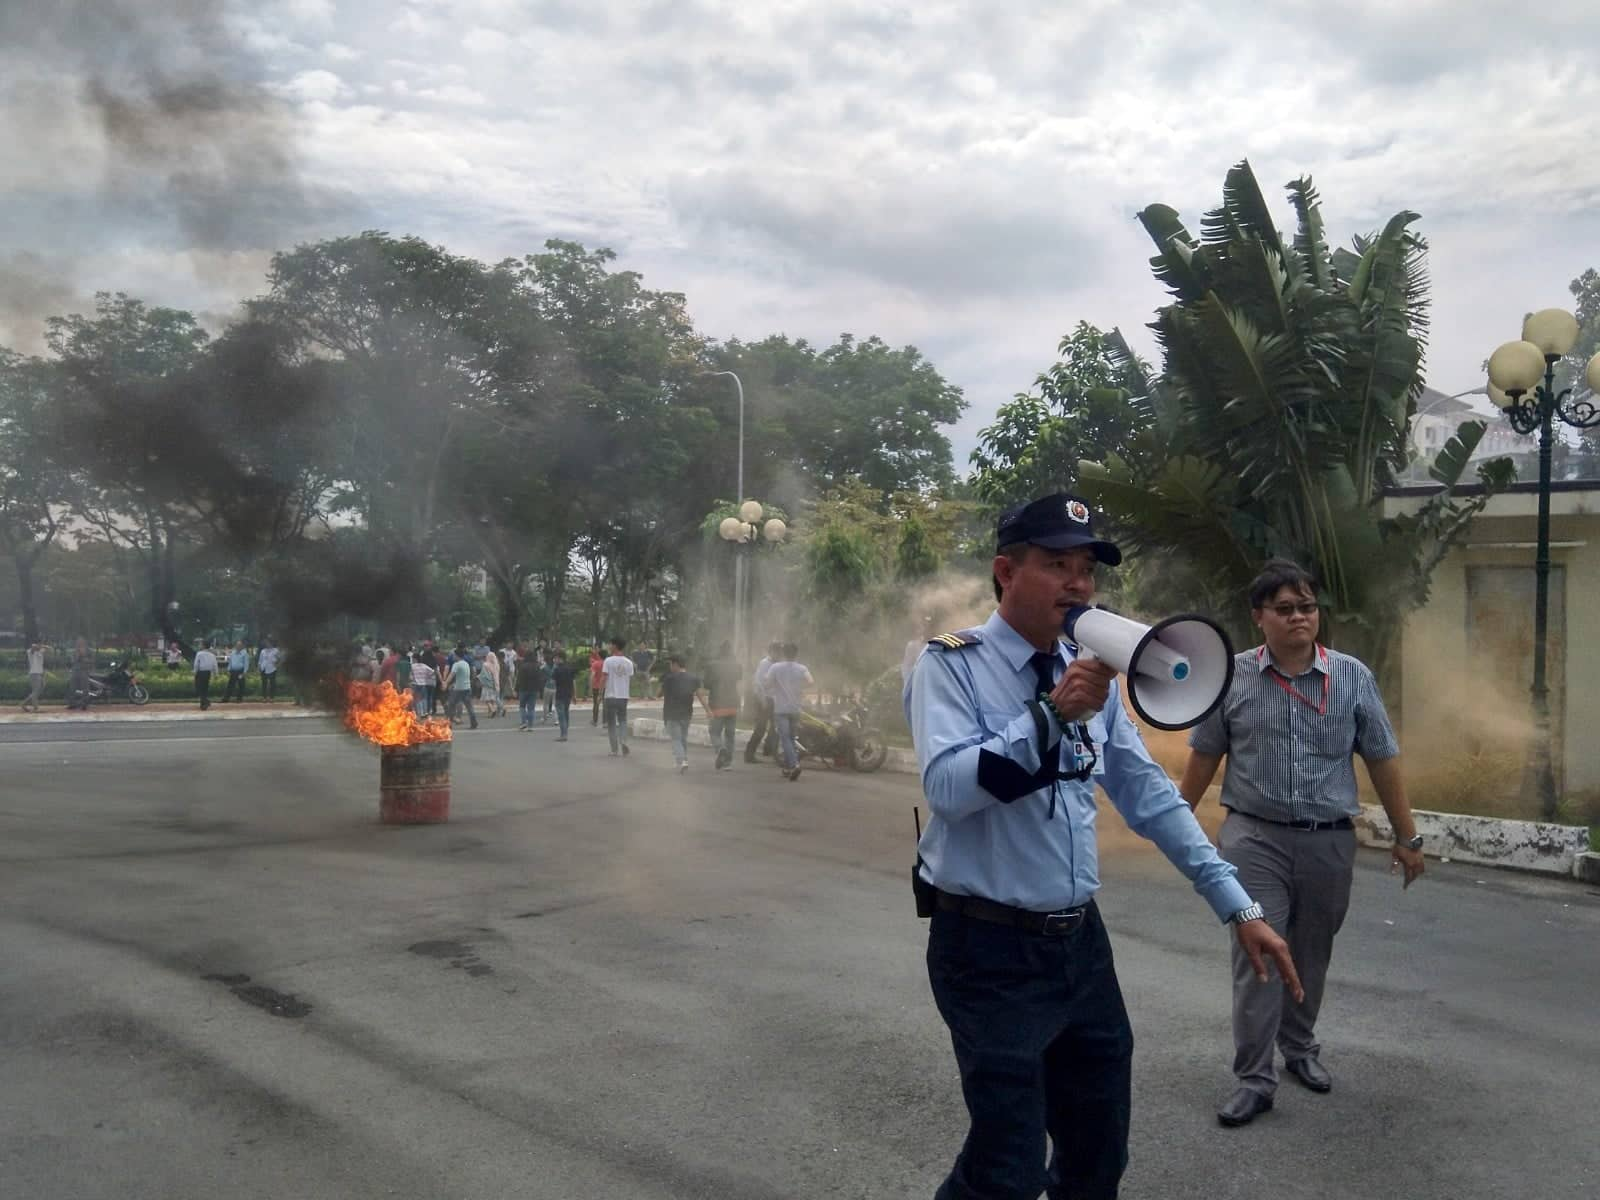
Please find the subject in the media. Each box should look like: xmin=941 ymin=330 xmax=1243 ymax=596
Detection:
xmin=744 ymin=698 xmax=777 ymax=761
xmin=195 ymin=671 xmax=212 ymax=710
xmin=224 ymin=669 xmax=245 ymax=701
xmin=592 ymin=691 xmax=602 ymax=725
xmin=555 ymin=698 xmax=571 ymax=738
xmin=927 ymin=902 xmax=1132 ymax=1200
xmin=603 ymin=697 xmax=629 ymax=752
xmin=446 ymin=688 xmax=478 ymax=729
xmin=261 ymin=671 xmax=277 ymax=700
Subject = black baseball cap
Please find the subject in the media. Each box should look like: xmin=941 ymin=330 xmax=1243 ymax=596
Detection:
xmin=995 ymin=492 xmax=1122 ymax=565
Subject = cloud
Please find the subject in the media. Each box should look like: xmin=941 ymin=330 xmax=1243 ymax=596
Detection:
xmin=4 ymin=0 xmax=1599 ymax=462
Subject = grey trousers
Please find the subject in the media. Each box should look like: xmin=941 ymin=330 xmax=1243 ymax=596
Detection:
xmin=1217 ymin=810 xmax=1356 ymax=1096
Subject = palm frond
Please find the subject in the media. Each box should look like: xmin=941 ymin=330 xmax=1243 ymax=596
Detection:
xmin=1137 ymin=205 xmax=1209 ymax=301
xmin=1285 ymin=177 xmax=1333 ymax=291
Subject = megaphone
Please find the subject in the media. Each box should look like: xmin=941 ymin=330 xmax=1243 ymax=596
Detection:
xmin=1063 ymin=606 xmax=1235 ymax=731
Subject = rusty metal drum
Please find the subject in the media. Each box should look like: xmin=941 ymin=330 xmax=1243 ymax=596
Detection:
xmin=379 ymin=742 xmax=451 ymax=824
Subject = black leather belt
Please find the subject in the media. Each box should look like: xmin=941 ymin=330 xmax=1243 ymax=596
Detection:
xmin=1232 ymin=810 xmax=1353 ymax=832
xmin=934 ymin=889 xmax=1088 ymax=936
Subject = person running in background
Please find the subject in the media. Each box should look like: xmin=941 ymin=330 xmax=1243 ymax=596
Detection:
xmin=445 ymin=651 xmax=478 ymax=729
xmin=410 ymin=651 xmax=437 ymax=719
xmin=192 ymin=640 xmax=217 ymax=711
xmin=701 ymin=641 xmax=741 ymax=771
xmin=477 ymin=653 xmax=502 ymax=719
xmin=659 ymin=654 xmax=704 ymax=773
xmin=258 ymin=638 xmax=281 ymax=699
xmin=501 ymin=643 xmax=519 ymax=705
xmin=765 ymin=642 xmax=814 ymax=782
xmin=516 ymin=653 xmax=544 ymax=731
xmin=589 ymin=646 xmax=605 ymax=725
xmin=379 ymin=644 xmax=400 ymax=687
xmin=550 ymin=649 xmax=577 ymax=742
xmin=394 ymin=644 xmax=412 ymax=698
xmin=484 ymin=645 xmax=506 ymax=717
xmin=602 ymin=637 xmax=634 ymax=756
xmin=542 ymin=649 xmax=557 ymax=724
xmin=744 ymin=641 xmax=781 ymax=763
xmin=223 ymin=640 xmax=250 ymax=702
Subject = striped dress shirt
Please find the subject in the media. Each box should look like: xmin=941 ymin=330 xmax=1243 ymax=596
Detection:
xmin=1188 ymin=644 xmax=1399 ymax=824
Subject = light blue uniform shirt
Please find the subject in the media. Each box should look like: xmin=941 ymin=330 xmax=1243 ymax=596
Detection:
xmin=228 ymin=648 xmax=249 ymax=671
xmin=907 ymin=609 xmax=1252 ymax=920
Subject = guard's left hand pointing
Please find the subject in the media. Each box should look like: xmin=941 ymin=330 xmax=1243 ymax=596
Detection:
xmin=1235 ymin=919 xmax=1304 ymax=1003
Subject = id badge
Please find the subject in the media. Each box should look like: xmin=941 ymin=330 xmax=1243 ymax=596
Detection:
xmin=1073 ymin=739 xmax=1105 ymax=776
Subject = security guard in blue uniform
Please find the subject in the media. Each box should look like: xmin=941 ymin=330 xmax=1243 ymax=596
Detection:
xmin=906 ymin=493 xmax=1302 ymax=1200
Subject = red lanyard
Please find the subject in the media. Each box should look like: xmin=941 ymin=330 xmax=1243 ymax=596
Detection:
xmin=1259 ymin=645 xmax=1329 ymax=715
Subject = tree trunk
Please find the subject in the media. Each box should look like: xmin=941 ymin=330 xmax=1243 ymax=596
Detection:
xmin=15 ymin=552 xmax=40 ymax=643
xmin=487 ymin=570 xmax=523 ymax=646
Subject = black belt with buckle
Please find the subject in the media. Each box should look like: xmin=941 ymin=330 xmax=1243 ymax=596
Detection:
xmin=933 ymin=889 xmax=1088 ymax=936
xmin=1233 ymin=810 xmax=1354 ymax=832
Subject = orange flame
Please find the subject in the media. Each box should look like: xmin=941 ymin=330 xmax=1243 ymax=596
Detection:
xmin=343 ymin=680 xmax=453 ymax=746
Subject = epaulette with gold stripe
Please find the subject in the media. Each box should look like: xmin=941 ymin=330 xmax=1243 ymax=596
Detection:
xmin=926 ymin=630 xmax=983 ymax=651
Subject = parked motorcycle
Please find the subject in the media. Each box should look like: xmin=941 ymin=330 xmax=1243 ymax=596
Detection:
xmin=794 ymin=697 xmax=890 ymax=773
xmin=86 ymin=660 xmax=150 ymax=706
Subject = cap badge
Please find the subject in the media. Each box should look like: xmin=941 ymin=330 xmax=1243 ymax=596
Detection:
xmin=1066 ymin=500 xmax=1090 ymax=525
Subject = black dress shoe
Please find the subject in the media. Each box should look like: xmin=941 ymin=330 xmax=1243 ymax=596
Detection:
xmin=1285 ymin=1056 xmax=1332 ymax=1093
xmin=1217 ymin=1088 xmax=1273 ymax=1127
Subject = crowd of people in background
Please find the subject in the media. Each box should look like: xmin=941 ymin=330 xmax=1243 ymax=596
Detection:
xmin=13 ymin=632 xmax=823 ymax=775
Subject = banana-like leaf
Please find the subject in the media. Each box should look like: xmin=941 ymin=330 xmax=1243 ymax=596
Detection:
xmin=1137 ymin=205 xmax=1208 ymax=300
xmin=1428 ymin=419 xmax=1486 ymax=486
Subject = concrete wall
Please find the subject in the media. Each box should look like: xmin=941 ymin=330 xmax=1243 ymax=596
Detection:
xmin=1385 ymin=487 xmax=1600 ymax=810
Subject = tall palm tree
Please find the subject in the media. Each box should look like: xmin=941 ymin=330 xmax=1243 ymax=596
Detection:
xmin=1079 ymin=161 xmax=1513 ymax=678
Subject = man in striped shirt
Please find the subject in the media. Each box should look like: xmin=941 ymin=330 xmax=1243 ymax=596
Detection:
xmin=1181 ymin=558 xmax=1425 ymax=1128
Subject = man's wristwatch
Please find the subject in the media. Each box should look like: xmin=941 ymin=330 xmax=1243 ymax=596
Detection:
xmin=1228 ymin=903 xmax=1265 ymax=926
xmin=1397 ymin=834 xmax=1424 ymax=851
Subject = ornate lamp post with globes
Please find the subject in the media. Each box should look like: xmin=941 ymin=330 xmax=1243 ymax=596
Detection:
xmin=1485 ymin=308 xmax=1600 ymax=818
xmin=719 ymin=500 xmax=787 ymax=670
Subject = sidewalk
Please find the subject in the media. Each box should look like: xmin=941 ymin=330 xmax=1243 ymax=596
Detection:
xmin=0 ymin=701 xmax=324 ymax=725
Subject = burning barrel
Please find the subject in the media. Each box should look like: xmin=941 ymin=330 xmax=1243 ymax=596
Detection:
xmin=344 ymin=680 xmax=455 ymax=824
xmin=379 ymin=741 xmax=451 ymax=824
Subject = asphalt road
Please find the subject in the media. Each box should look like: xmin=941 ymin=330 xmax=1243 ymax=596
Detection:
xmin=2 ymin=718 xmax=1597 ymax=1199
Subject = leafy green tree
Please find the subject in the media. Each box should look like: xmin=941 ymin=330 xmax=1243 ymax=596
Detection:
xmin=1077 ymin=161 xmax=1514 ymax=676
xmin=702 ymin=333 xmax=965 ymax=511
xmin=895 ymin=514 xmax=940 ymax=581
xmin=0 ymin=351 xmax=73 ymax=640
xmin=45 ymin=293 xmax=214 ymax=644
xmin=970 ymin=322 xmax=1154 ymax=507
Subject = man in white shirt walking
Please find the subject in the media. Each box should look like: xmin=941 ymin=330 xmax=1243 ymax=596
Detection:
xmin=765 ymin=641 xmax=815 ymax=782
xmin=602 ymin=637 xmax=635 ymax=757
xmin=192 ymin=640 xmax=218 ymax=711
xmin=22 ymin=641 xmax=46 ymax=712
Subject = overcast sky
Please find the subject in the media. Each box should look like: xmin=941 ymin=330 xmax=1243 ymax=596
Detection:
xmin=3 ymin=0 xmax=1597 ymax=462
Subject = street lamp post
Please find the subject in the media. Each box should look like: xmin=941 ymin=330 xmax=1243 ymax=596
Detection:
xmin=719 ymin=504 xmax=786 ymax=668
xmin=1486 ymin=310 xmax=1600 ymax=819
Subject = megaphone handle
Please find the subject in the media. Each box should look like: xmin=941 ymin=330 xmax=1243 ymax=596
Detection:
xmin=1071 ymin=644 xmax=1105 ymax=713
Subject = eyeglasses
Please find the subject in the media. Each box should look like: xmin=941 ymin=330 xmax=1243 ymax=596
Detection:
xmin=1266 ymin=603 xmax=1321 ymax=618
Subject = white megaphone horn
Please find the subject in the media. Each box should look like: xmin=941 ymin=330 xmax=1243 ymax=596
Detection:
xmin=1063 ymin=605 xmax=1235 ymax=731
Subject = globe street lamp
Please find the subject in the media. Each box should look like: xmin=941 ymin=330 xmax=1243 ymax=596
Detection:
xmin=719 ymin=501 xmax=786 ymax=669
xmin=1486 ymin=309 xmax=1600 ymax=818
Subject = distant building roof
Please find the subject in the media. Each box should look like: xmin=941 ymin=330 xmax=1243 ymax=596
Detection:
xmin=1414 ymin=386 xmax=1476 ymax=417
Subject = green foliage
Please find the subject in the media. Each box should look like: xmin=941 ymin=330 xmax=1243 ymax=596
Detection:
xmin=1077 ymin=161 xmax=1514 ymax=673
xmin=969 ymin=322 xmax=1155 ymax=507
xmin=0 ymin=235 xmax=966 ymax=679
